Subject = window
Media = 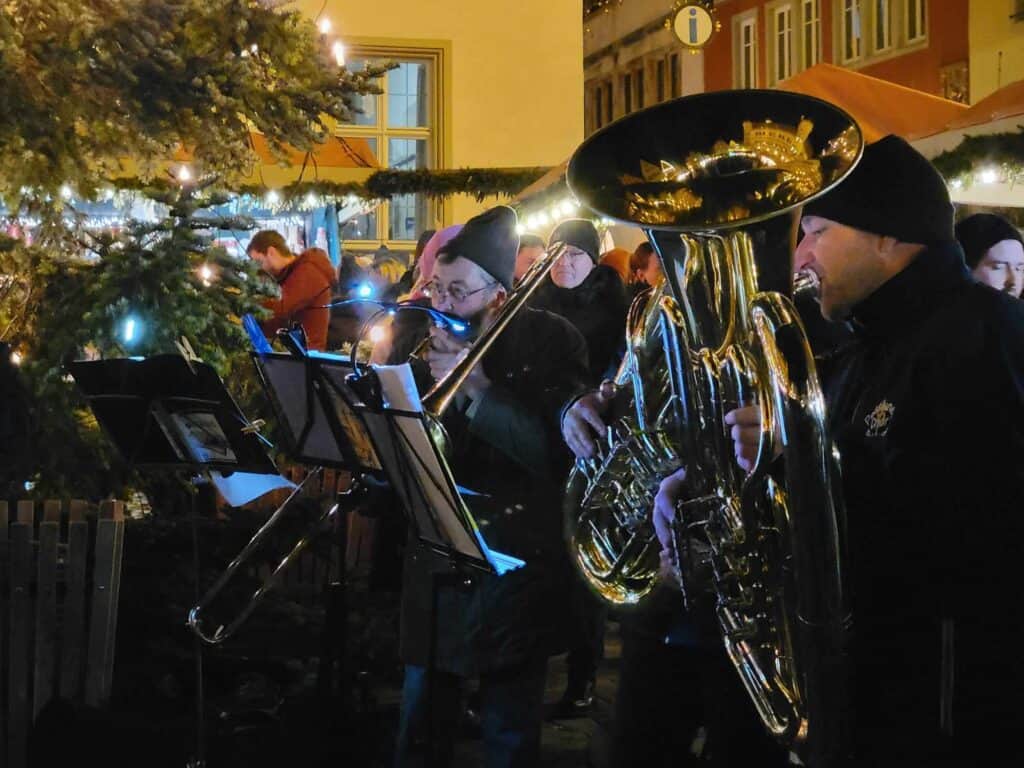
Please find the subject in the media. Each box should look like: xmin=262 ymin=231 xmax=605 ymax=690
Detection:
xmin=656 ymin=59 xmax=666 ymax=102
xmin=670 ymin=53 xmax=681 ymax=97
xmin=735 ymin=14 xmax=758 ymax=88
xmin=773 ymin=5 xmax=794 ymax=83
xmin=801 ymin=0 xmax=821 ymax=68
xmin=874 ymin=0 xmax=892 ymax=51
xmin=1015 ymin=0 xmax=1024 ymax=20
xmin=624 ymin=72 xmax=633 ymax=114
xmin=635 ymin=67 xmax=645 ymax=109
xmin=339 ymin=50 xmax=441 ymax=245
xmin=604 ymin=81 xmax=613 ymax=123
xmin=594 ymin=85 xmax=603 ymax=129
xmin=841 ymin=0 xmax=863 ymax=62
xmin=906 ymin=0 xmax=926 ymax=43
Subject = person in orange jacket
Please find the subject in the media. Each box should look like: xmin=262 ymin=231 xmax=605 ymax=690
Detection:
xmin=246 ymin=230 xmax=337 ymax=350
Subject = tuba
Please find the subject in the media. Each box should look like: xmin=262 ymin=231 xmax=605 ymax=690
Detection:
xmin=564 ymin=90 xmax=861 ymax=766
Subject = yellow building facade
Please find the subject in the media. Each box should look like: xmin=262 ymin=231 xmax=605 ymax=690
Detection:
xmin=293 ymin=0 xmax=584 ymax=251
xmin=969 ymin=0 xmax=1024 ymax=102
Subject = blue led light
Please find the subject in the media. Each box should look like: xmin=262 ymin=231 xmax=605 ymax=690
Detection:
xmin=356 ymin=283 xmax=373 ymax=299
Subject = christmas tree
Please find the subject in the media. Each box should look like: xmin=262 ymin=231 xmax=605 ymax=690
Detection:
xmin=0 ymin=0 xmax=385 ymax=499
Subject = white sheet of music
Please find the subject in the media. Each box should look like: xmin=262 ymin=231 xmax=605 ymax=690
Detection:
xmin=373 ymin=364 xmax=524 ymax=575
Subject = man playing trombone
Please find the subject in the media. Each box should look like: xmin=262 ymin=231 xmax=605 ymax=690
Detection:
xmin=392 ymin=206 xmax=589 ymax=768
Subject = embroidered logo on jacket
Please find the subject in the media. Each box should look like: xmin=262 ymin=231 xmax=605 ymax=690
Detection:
xmin=864 ymin=400 xmax=895 ymax=437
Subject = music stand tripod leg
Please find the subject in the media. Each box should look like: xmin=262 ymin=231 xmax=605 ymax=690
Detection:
xmin=188 ymin=475 xmax=208 ymax=768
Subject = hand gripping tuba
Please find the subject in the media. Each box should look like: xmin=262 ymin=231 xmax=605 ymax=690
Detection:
xmin=565 ymin=90 xmax=861 ymax=766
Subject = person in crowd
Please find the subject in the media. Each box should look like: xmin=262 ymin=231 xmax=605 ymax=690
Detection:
xmin=247 ymin=232 xmax=336 ymax=350
xmin=388 ymin=228 xmax=437 ymax=301
xmin=513 ymin=233 xmax=545 ymax=284
xmin=598 ymin=247 xmax=632 ymax=285
xmin=528 ymin=218 xmax=627 ymax=716
xmin=532 ymin=218 xmax=628 ymax=383
xmin=630 ymin=241 xmax=662 ymax=288
xmin=954 ymin=212 xmax=1024 ymax=297
xmin=393 ymin=206 xmax=589 ymax=768
xmin=370 ymin=225 xmax=464 ymax=367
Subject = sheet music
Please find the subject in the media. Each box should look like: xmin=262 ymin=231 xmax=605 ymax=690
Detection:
xmin=372 ymin=363 xmax=524 ymax=575
xmin=210 ymin=471 xmax=296 ymax=507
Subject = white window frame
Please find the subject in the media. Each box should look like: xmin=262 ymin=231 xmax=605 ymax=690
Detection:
xmin=905 ymin=0 xmax=926 ymax=44
xmin=801 ymin=0 xmax=821 ymax=69
xmin=734 ymin=12 xmax=759 ymax=88
xmin=840 ymin=0 xmax=863 ymax=63
xmin=873 ymin=0 xmax=892 ymax=53
xmin=771 ymin=4 xmax=794 ymax=83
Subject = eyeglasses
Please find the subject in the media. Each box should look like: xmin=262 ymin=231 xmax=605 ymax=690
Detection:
xmin=425 ymin=280 xmax=497 ymax=304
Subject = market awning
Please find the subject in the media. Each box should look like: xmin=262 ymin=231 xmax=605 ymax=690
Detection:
xmin=776 ymin=63 xmax=967 ymax=143
xmin=166 ymin=133 xmax=379 ymax=188
xmin=514 ymin=65 xmax=967 ymax=211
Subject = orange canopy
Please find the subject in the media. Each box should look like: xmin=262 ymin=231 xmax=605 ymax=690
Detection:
xmin=168 ymin=133 xmax=379 ymax=187
xmin=915 ymin=78 xmax=1024 ymax=137
xmin=775 ymin=63 xmax=967 ymax=143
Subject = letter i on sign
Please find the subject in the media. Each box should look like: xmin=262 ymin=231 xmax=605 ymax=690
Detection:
xmin=689 ymin=8 xmax=698 ymax=44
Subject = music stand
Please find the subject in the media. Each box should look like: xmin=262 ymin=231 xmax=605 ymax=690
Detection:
xmin=347 ymin=363 xmax=524 ymax=764
xmin=68 ymin=354 xmax=282 ymax=768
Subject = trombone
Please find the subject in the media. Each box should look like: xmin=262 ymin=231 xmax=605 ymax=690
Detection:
xmin=187 ymin=468 xmax=357 ymax=644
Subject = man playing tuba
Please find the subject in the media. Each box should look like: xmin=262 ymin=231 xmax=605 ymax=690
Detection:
xmin=660 ymin=136 xmax=1024 ymax=765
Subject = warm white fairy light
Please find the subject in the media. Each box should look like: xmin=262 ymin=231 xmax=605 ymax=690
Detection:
xmin=266 ymin=190 xmax=281 ymax=206
xmin=177 ymin=165 xmax=192 ymax=183
xmin=332 ymin=41 xmax=346 ymax=67
xmin=318 ymin=18 xmax=332 ymax=34
xmin=978 ymin=167 xmax=999 ymax=185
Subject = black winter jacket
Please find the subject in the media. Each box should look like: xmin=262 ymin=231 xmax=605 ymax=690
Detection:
xmin=531 ymin=264 xmax=627 ymax=384
xmin=822 ymin=241 xmax=1024 ymax=764
xmin=396 ymin=307 xmax=589 ymax=675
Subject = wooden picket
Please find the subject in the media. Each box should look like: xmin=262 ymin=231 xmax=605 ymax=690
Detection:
xmin=0 ymin=499 xmax=125 ymax=768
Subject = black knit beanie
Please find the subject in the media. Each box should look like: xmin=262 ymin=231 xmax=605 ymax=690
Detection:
xmin=549 ymin=219 xmax=601 ymax=263
xmin=954 ymin=213 xmax=1024 ymax=269
xmin=438 ymin=206 xmax=518 ymax=290
xmin=803 ymin=135 xmax=954 ymax=246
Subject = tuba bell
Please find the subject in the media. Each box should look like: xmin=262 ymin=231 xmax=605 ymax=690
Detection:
xmin=564 ymin=90 xmax=861 ymax=766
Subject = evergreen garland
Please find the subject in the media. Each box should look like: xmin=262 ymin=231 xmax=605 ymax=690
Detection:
xmin=931 ymin=128 xmax=1024 ymax=185
xmin=111 ymin=167 xmax=553 ymax=209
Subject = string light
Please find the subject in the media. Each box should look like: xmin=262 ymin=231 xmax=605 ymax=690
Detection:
xmin=10 ymin=351 xmax=22 ymax=366
xmin=177 ymin=165 xmax=192 ymax=183
xmin=59 ymin=185 xmax=73 ymax=200
xmin=121 ymin=316 xmax=141 ymax=345
xmin=978 ymin=168 xmax=999 ymax=185
xmin=305 ymin=192 xmax=318 ymax=207
xmin=318 ymin=18 xmax=332 ymax=34
xmin=266 ymin=190 xmax=281 ymax=206
xmin=199 ymin=264 xmax=214 ymax=286
xmin=332 ymin=41 xmax=346 ymax=67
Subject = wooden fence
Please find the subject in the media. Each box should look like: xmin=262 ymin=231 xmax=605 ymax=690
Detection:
xmin=0 ymin=500 xmax=125 ymax=768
